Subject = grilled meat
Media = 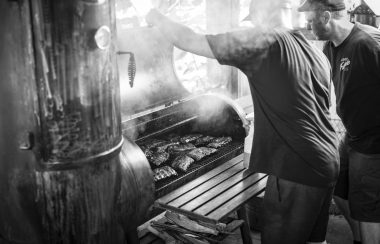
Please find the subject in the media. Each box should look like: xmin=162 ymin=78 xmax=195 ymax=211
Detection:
xmin=187 ymin=147 xmax=217 ymax=161
xmin=171 ymin=155 xmax=195 ymax=172
xmin=207 ymin=136 xmax=232 ymax=148
xmin=140 ymin=146 xmax=154 ymax=158
xmin=143 ymin=139 xmax=167 ymax=149
xmin=155 ymin=141 xmax=180 ymax=153
xmin=179 ymin=134 xmax=203 ymax=144
xmin=149 ymin=151 xmax=170 ymax=166
xmin=168 ymin=143 xmax=196 ymax=155
xmin=153 ymin=166 xmax=178 ymax=182
xmin=194 ymin=136 xmax=215 ymax=146
xmin=166 ymin=133 xmax=181 ymax=143
xmin=144 ymin=149 xmax=154 ymax=158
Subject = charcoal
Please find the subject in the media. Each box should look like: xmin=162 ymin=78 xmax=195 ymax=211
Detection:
xmin=171 ymin=155 xmax=195 ymax=172
xmin=153 ymin=166 xmax=178 ymax=182
xmin=179 ymin=134 xmax=203 ymax=144
xmin=194 ymin=136 xmax=215 ymax=146
xmin=149 ymin=151 xmax=170 ymax=166
xmin=207 ymin=137 xmax=232 ymax=148
xmin=187 ymin=147 xmax=217 ymax=161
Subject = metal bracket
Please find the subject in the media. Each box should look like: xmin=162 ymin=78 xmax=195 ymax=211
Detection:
xmin=19 ymin=131 xmax=34 ymax=150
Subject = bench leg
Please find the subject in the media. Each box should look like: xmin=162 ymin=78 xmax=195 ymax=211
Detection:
xmin=237 ymin=207 xmax=253 ymax=244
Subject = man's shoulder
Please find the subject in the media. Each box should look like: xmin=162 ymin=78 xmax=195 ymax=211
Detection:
xmin=352 ymin=23 xmax=380 ymax=47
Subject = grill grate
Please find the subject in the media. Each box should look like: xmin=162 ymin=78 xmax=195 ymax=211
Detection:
xmin=154 ymin=141 xmax=244 ymax=198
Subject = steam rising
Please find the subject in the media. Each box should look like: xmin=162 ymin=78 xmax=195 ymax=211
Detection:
xmin=132 ymin=0 xmax=154 ymax=16
xmin=246 ymin=0 xmax=294 ymax=29
xmin=116 ymin=0 xmax=299 ymax=141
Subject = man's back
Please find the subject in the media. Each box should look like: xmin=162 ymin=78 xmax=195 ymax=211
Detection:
xmin=206 ymin=28 xmax=339 ymax=188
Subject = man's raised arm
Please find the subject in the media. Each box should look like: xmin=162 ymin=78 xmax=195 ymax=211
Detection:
xmin=145 ymin=9 xmax=215 ymax=59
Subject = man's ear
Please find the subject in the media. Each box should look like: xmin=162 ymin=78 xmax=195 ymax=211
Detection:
xmin=322 ymin=11 xmax=331 ymax=24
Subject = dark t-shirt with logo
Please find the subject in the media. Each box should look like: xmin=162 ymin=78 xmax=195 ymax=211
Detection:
xmin=323 ymin=23 xmax=380 ymax=154
xmin=206 ymin=28 xmax=339 ymax=188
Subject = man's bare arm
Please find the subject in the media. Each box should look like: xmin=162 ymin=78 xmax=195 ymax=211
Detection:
xmin=146 ymin=9 xmax=215 ymax=59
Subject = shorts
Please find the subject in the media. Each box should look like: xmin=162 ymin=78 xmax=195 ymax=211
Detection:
xmin=261 ymin=175 xmax=333 ymax=244
xmin=348 ymin=149 xmax=380 ymax=222
xmin=333 ymin=135 xmax=349 ymax=199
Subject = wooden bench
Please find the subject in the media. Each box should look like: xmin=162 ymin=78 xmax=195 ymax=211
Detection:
xmin=139 ymin=154 xmax=267 ymax=244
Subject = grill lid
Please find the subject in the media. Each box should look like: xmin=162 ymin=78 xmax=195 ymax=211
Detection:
xmin=117 ymin=27 xmax=189 ymax=119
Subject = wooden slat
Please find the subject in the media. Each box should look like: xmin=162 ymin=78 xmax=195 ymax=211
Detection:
xmin=207 ymin=176 xmax=268 ymax=221
xmin=165 ymin=162 xmax=246 ymax=208
xmin=158 ymin=154 xmax=244 ymax=203
xmin=194 ymin=173 xmax=267 ymax=218
xmin=177 ymin=170 xmax=252 ymax=211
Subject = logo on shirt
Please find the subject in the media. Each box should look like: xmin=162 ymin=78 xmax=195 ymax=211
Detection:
xmin=340 ymin=58 xmax=351 ymax=71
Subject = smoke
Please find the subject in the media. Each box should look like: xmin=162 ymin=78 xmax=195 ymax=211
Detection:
xmin=245 ymin=0 xmax=294 ymax=29
xmin=189 ymin=95 xmax=234 ymax=137
xmin=116 ymin=0 xmax=300 ymax=142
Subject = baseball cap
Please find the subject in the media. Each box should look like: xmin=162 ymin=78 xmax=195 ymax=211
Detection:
xmin=298 ymin=0 xmax=346 ymax=12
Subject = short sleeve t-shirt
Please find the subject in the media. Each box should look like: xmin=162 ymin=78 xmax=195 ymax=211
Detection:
xmin=207 ymin=28 xmax=339 ymax=188
xmin=323 ymin=23 xmax=380 ymax=154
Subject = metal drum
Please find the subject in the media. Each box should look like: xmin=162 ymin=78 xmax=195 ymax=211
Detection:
xmin=0 ymin=0 xmax=153 ymax=243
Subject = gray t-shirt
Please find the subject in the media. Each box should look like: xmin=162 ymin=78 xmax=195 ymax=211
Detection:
xmin=207 ymin=28 xmax=339 ymax=187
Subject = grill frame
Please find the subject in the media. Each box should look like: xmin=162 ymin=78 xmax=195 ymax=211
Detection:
xmin=121 ymin=94 xmax=249 ymax=199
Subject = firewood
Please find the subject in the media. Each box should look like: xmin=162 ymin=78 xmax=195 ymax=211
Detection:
xmin=151 ymin=221 xmax=218 ymax=243
xmin=180 ymin=233 xmax=210 ymax=244
xmin=165 ymin=211 xmax=219 ymax=235
xmin=147 ymin=224 xmax=178 ymax=244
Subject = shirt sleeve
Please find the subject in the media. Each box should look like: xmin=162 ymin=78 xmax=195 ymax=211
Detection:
xmin=368 ymin=41 xmax=380 ymax=82
xmin=358 ymin=37 xmax=380 ymax=82
xmin=205 ymin=28 xmax=276 ymax=70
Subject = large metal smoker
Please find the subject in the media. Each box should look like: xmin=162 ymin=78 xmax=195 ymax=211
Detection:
xmin=1 ymin=0 xmax=153 ymax=243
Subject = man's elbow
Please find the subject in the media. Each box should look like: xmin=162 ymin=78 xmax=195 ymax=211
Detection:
xmin=174 ymin=35 xmax=215 ymax=59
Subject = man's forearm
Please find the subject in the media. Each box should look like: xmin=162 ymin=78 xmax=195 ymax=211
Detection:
xmin=146 ymin=9 xmax=215 ymax=58
xmin=154 ymin=16 xmax=198 ymax=50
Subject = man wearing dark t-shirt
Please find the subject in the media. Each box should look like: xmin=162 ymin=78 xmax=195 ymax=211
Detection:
xmin=146 ymin=0 xmax=339 ymax=243
xmin=300 ymin=0 xmax=380 ymax=243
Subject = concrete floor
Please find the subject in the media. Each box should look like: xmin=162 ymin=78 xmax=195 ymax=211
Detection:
xmin=221 ymin=214 xmax=353 ymax=244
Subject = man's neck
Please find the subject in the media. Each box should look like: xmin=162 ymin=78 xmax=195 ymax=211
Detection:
xmin=330 ymin=20 xmax=355 ymax=47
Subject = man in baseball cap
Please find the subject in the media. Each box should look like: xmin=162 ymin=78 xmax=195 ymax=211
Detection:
xmin=299 ymin=1 xmax=380 ymax=244
xmin=297 ymin=0 xmax=349 ymax=40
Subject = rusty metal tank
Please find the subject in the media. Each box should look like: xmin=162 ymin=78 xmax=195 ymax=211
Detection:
xmin=0 ymin=0 xmax=153 ymax=243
